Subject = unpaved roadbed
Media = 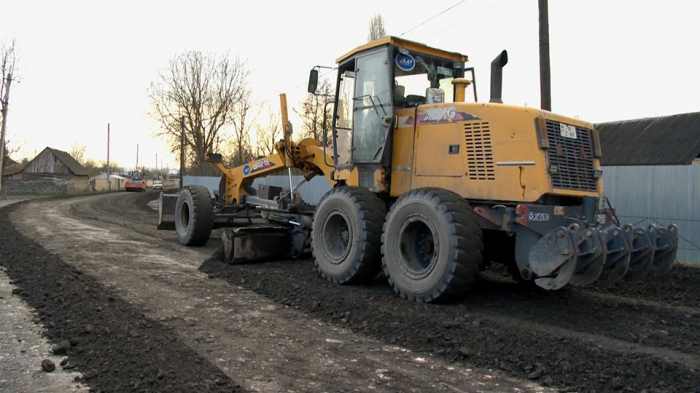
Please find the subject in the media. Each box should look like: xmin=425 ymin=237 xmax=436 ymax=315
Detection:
xmin=200 ymin=253 xmax=700 ymax=393
xmin=0 ymin=204 xmax=242 ymax=393
xmin=4 ymin=192 xmax=700 ymax=393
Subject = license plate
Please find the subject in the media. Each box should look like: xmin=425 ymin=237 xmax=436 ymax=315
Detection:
xmin=559 ymin=123 xmax=577 ymax=139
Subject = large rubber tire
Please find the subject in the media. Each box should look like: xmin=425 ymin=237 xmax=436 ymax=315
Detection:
xmin=381 ymin=188 xmax=483 ymax=302
xmin=311 ymin=187 xmax=386 ymax=284
xmin=175 ymin=185 xmax=214 ymax=246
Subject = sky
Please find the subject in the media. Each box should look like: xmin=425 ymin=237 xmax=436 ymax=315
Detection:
xmin=2 ymin=0 xmax=699 ymax=170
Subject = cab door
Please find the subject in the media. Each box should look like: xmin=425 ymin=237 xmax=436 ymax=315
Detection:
xmin=352 ymin=48 xmax=393 ymax=164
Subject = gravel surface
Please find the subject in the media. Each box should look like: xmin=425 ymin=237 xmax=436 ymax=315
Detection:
xmin=3 ymin=191 xmax=700 ymax=393
xmin=201 ymin=253 xmax=700 ymax=393
xmin=6 ymin=192 xmax=546 ymax=393
xmin=0 ymin=203 xmax=242 ymax=393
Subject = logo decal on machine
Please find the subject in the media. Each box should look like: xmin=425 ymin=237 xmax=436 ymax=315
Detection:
xmin=243 ymin=164 xmax=251 ymax=176
xmin=395 ymin=53 xmax=415 ymax=72
xmin=251 ymin=159 xmax=274 ymax=173
xmin=528 ymin=212 xmax=550 ymax=222
xmin=415 ymin=106 xmax=480 ymax=124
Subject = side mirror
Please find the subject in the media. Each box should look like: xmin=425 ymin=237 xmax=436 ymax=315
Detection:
xmin=204 ymin=152 xmax=222 ymax=163
xmin=307 ymin=69 xmax=318 ymax=94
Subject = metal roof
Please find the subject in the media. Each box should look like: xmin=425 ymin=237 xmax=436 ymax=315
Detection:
xmin=2 ymin=147 xmax=89 ymax=176
xmin=335 ymin=36 xmax=468 ymax=64
xmin=596 ymin=112 xmax=700 ymax=166
xmin=48 ymin=147 xmax=89 ymax=176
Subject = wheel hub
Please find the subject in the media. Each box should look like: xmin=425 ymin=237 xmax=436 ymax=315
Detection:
xmin=322 ymin=210 xmax=352 ymax=264
xmin=398 ymin=216 xmax=438 ymax=278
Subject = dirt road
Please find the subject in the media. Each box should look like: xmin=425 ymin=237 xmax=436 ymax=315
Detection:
xmin=2 ymin=192 xmax=700 ymax=392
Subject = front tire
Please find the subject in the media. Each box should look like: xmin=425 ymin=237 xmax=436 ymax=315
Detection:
xmin=175 ymin=185 xmax=214 ymax=246
xmin=311 ymin=187 xmax=386 ymax=284
xmin=382 ymin=188 xmax=483 ymax=302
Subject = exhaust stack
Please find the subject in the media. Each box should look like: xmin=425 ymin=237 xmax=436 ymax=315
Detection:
xmin=489 ymin=50 xmax=508 ymax=104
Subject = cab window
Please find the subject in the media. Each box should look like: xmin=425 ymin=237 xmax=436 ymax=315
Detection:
xmin=393 ymin=51 xmax=461 ymax=107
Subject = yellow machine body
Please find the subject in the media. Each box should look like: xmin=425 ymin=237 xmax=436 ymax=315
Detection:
xmin=214 ymin=137 xmax=334 ymax=205
xmin=170 ymin=36 xmax=676 ymax=297
xmin=387 ymin=104 xmax=603 ymax=202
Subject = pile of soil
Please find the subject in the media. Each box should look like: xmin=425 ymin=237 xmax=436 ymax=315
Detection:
xmin=593 ymin=264 xmax=700 ymax=307
xmin=0 ymin=204 xmax=242 ymax=393
xmin=201 ymin=252 xmax=700 ymax=393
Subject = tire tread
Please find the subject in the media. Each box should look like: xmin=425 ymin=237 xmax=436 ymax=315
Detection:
xmin=381 ymin=188 xmax=483 ymax=302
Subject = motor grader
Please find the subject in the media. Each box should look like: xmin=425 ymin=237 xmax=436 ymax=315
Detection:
xmin=159 ymin=36 xmax=678 ymax=302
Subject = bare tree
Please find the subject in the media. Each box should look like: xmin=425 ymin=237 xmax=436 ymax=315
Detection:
xmin=81 ymin=158 xmax=102 ymax=177
xmin=255 ymin=105 xmax=281 ymax=157
xmin=149 ymin=50 xmax=249 ymax=174
xmin=0 ymin=38 xmax=17 ymax=196
xmin=2 ymin=139 xmax=19 ymax=166
xmin=228 ymin=89 xmax=258 ymax=167
xmin=368 ymin=13 xmax=387 ymax=42
xmin=99 ymin=161 xmax=122 ymax=176
xmin=70 ymin=141 xmax=87 ymax=164
xmin=295 ymin=79 xmax=334 ymax=144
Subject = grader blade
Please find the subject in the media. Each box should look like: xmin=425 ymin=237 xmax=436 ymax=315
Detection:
xmin=596 ymin=226 xmax=632 ymax=285
xmin=648 ymin=224 xmax=678 ymax=279
xmin=624 ymin=225 xmax=655 ymax=279
xmin=569 ymin=227 xmax=607 ymax=287
xmin=220 ymin=227 xmax=293 ymax=264
xmin=530 ymin=225 xmax=579 ymax=290
xmin=157 ymin=193 xmax=178 ymax=230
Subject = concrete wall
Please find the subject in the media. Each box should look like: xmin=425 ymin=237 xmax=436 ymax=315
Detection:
xmin=91 ymin=177 xmax=127 ymax=191
xmin=603 ymin=165 xmax=700 ymax=263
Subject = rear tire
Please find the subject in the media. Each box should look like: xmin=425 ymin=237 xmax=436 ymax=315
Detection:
xmin=175 ymin=185 xmax=214 ymax=246
xmin=382 ymin=188 xmax=483 ymax=302
xmin=311 ymin=187 xmax=386 ymax=284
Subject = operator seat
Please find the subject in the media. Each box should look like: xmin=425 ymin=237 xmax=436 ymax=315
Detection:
xmin=394 ymin=83 xmax=407 ymax=107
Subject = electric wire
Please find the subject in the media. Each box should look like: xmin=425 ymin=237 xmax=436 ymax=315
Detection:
xmin=420 ymin=0 xmax=508 ymax=41
xmin=398 ymin=0 xmax=467 ymax=37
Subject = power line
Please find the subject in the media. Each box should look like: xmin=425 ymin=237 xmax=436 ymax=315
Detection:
xmin=420 ymin=1 xmax=508 ymax=41
xmin=399 ymin=0 xmax=466 ymax=37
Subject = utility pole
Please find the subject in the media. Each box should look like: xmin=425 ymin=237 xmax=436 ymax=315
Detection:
xmin=107 ymin=123 xmax=111 ymax=190
xmin=155 ymin=153 xmax=158 ymax=178
xmin=179 ymin=116 xmax=185 ymax=189
xmin=539 ymin=0 xmax=552 ymax=111
xmin=0 ymin=72 xmax=12 ymax=197
xmin=136 ymin=144 xmax=139 ymax=172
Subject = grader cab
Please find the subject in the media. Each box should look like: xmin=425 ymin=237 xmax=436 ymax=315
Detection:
xmin=159 ymin=36 xmax=678 ymax=302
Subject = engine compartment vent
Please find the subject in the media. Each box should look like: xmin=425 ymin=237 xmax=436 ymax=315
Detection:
xmin=464 ymin=121 xmax=495 ymax=180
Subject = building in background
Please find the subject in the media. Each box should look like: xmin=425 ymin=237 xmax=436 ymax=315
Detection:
xmin=597 ymin=112 xmax=700 ymax=263
xmin=2 ymin=147 xmax=89 ymax=196
xmin=89 ymin=174 xmax=129 ymax=191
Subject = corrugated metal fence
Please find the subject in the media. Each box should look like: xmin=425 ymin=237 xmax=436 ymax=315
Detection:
xmin=603 ymin=165 xmax=700 ymax=263
xmin=183 ymin=174 xmax=331 ymax=205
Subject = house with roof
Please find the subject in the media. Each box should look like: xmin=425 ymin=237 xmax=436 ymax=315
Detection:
xmin=2 ymin=147 xmax=89 ymax=195
xmin=596 ymin=112 xmax=700 ymax=262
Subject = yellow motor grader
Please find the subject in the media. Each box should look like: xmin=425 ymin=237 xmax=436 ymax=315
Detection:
xmin=159 ymin=36 xmax=678 ymax=302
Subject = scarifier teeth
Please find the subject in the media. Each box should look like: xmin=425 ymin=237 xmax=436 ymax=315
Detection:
xmin=624 ymin=224 xmax=655 ymax=279
xmin=527 ymin=222 xmax=678 ymax=291
xmin=569 ymin=228 xmax=607 ymax=287
xmin=530 ymin=224 xmax=579 ymax=291
xmin=596 ymin=226 xmax=631 ymax=285
xmin=648 ymin=224 xmax=678 ymax=279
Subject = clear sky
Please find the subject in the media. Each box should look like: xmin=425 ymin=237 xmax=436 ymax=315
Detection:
xmin=2 ymin=0 xmax=699 ymax=169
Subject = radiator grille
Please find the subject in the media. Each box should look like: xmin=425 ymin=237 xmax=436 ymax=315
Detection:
xmin=464 ymin=122 xmax=495 ymax=180
xmin=546 ymin=121 xmax=597 ymax=191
